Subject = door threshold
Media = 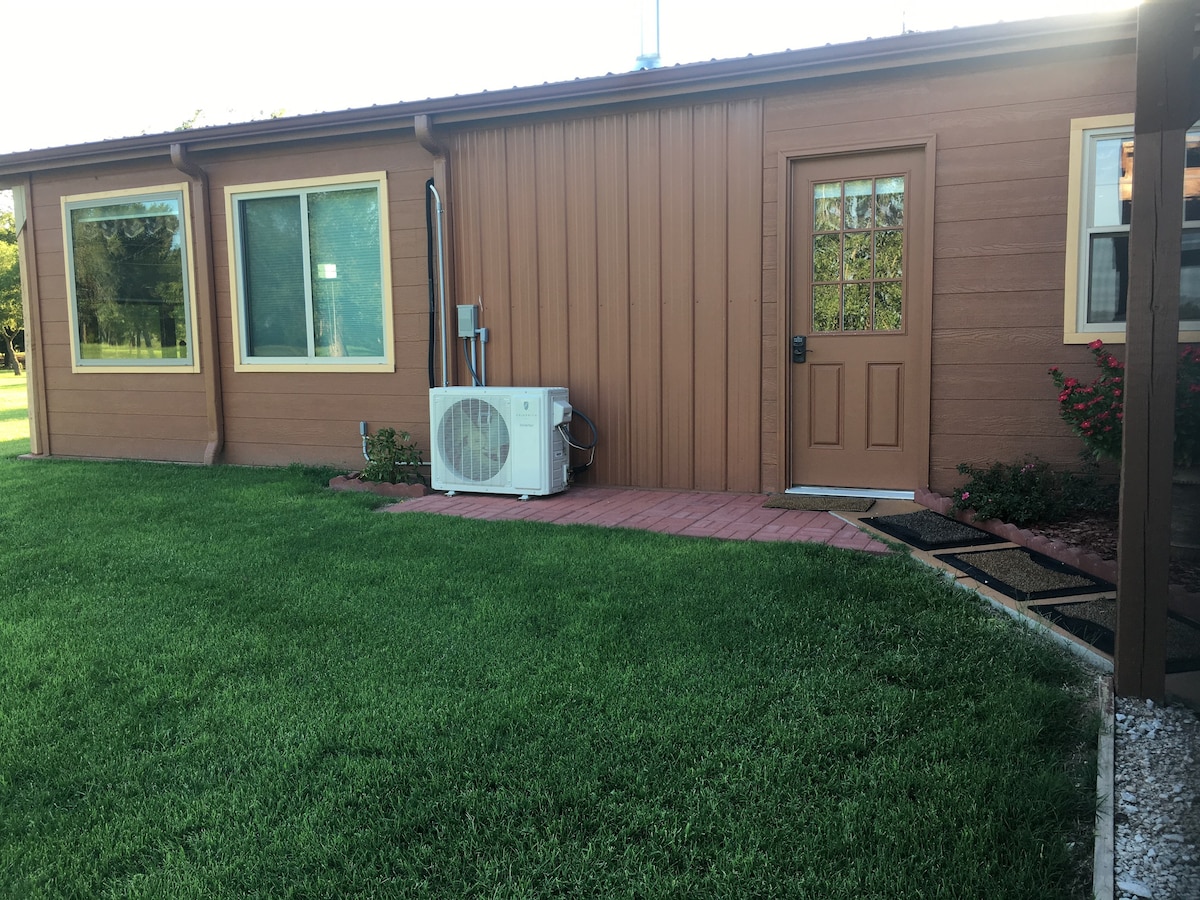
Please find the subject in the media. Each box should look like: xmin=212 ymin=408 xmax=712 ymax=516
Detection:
xmin=786 ymin=486 xmax=916 ymax=501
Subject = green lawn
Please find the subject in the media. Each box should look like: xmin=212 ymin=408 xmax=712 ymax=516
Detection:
xmin=0 ymin=397 xmax=1098 ymax=898
xmin=0 ymin=373 xmax=29 ymax=457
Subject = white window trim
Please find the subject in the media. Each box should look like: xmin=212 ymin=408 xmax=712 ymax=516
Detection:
xmin=1064 ymin=114 xmax=1200 ymax=344
xmin=61 ymin=183 xmax=200 ymax=373
xmin=224 ymin=171 xmax=395 ymax=373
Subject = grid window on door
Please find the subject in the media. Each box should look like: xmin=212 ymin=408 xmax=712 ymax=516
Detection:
xmin=811 ymin=176 xmax=905 ymax=333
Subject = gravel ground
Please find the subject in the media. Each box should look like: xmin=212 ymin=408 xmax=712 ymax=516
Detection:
xmin=1114 ymin=698 xmax=1200 ymax=900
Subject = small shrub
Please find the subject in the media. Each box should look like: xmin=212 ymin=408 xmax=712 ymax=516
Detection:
xmin=361 ymin=427 xmax=425 ymax=485
xmin=950 ymin=458 xmax=1115 ymax=527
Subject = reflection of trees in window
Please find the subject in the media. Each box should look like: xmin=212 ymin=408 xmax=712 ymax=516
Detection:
xmin=69 ymin=199 xmax=188 ymax=360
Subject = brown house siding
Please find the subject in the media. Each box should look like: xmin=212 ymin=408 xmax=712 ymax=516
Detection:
xmin=762 ymin=47 xmax=1136 ymax=494
xmin=3 ymin=14 xmax=1144 ymax=496
xmin=202 ymin=136 xmax=434 ymax=468
xmin=28 ymin=165 xmax=210 ymax=463
xmin=446 ymin=99 xmax=764 ymax=491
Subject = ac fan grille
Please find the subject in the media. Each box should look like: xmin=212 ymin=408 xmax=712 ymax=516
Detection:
xmin=436 ymin=397 xmax=511 ymax=483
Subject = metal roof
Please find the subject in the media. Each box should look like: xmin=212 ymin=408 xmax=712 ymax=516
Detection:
xmin=0 ymin=8 xmax=1136 ymax=179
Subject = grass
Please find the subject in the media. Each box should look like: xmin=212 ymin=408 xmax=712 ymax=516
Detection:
xmin=0 ymin=398 xmax=1099 ymax=898
xmin=0 ymin=373 xmax=29 ymax=457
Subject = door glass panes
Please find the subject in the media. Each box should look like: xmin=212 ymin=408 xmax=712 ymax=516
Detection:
xmin=809 ymin=174 xmax=906 ymax=333
xmin=875 ymin=177 xmax=904 ymax=227
xmin=844 ymin=232 xmax=871 ymax=281
xmin=812 ymin=233 xmax=840 ymax=281
xmin=844 ymin=283 xmax=870 ymax=331
xmin=813 ymin=284 xmax=841 ymax=332
xmin=814 ymin=182 xmax=842 ymax=232
xmin=844 ymin=180 xmax=873 ymax=229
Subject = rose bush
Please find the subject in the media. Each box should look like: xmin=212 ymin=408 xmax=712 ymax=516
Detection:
xmin=1049 ymin=340 xmax=1200 ymax=469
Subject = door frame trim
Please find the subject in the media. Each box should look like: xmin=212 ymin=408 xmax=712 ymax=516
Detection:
xmin=774 ymin=136 xmax=937 ymax=492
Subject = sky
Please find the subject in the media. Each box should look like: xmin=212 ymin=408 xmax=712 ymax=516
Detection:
xmin=1 ymin=0 xmax=1139 ymax=159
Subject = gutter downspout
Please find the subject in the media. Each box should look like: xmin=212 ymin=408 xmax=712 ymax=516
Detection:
xmin=415 ymin=114 xmax=454 ymax=387
xmin=170 ymin=143 xmax=224 ymax=465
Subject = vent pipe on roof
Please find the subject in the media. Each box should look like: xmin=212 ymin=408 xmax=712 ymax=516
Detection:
xmin=635 ymin=0 xmax=661 ymax=70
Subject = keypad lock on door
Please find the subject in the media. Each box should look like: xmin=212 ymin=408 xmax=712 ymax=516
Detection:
xmin=791 ymin=335 xmax=808 ymax=363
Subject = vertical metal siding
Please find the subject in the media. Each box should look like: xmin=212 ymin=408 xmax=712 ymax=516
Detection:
xmin=594 ymin=115 xmax=633 ymax=486
xmin=534 ymin=123 xmax=570 ymax=386
xmin=448 ymin=99 xmax=764 ymax=491
xmin=692 ymin=103 xmax=729 ymax=489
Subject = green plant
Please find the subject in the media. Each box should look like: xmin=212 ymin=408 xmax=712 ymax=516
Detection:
xmin=950 ymin=458 xmax=1116 ymax=527
xmin=361 ymin=426 xmax=425 ymax=484
xmin=1049 ymin=339 xmax=1200 ymax=469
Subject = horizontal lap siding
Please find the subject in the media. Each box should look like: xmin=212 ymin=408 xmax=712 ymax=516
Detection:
xmin=31 ymin=138 xmax=437 ymax=468
xmin=28 ymin=166 xmax=209 ymax=462
xmin=763 ymin=46 xmax=1135 ymax=493
xmin=206 ymin=137 xmax=435 ymax=468
xmin=447 ymin=100 xmax=763 ymax=490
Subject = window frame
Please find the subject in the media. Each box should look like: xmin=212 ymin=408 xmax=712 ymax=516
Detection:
xmin=1064 ymin=114 xmax=1200 ymax=344
xmin=61 ymin=183 xmax=199 ymax=373
xmin=225 ymin=172 xmax=394 ymax=372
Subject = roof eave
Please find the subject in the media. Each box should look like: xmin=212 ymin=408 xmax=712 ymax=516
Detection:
xmin=0 ymin=8 xmax=1137 ymax=180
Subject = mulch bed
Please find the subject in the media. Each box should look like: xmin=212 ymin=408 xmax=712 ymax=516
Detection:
xmin=862 ymin=509 xmax=1006 ymax=551
xmin=935 ymin=546 xmax=1115 ymax=603
xmin=1028 ymin=598 xmax=1200 ymax=673
xmin=1029 ymin=511 xmax=1200 ymax=594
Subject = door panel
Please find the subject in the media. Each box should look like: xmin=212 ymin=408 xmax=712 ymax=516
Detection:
xmin=789 ymin=148 xmax=929 ymax=491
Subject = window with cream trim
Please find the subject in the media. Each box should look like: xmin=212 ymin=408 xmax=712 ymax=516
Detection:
xmin=1065 ymin=115 xmax=1200 ymax=343
xmin=226 ymin=173 xmax=393 ymax=370
xmin=63 ymin=186 xmax=197 ymax=371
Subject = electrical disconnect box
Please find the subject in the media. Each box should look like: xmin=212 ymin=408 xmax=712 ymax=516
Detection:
xmin=457 ymin=304 xmax=479 ymax=338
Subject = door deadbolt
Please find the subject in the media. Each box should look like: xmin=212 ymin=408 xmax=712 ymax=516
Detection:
xmin=791 ymin=335 xmax=808 ymax=363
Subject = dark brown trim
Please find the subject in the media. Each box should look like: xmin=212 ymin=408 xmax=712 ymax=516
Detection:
xmin=1114 ymin=0 xmax=1192 ymax=701
xmin=170 ymin=143 xmax=224 ymax=465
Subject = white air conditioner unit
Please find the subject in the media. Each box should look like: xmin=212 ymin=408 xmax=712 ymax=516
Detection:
xmin=430 ymin=386 xmax=572 ymax=499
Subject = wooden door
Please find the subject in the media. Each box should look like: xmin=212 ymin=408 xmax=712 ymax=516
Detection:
xmin=789 ymin=148 xmax=930 ymax=491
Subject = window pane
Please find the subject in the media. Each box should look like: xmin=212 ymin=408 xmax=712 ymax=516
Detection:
xmin=1180 ymin=228 xmax=1200 ymax=321
xmin=812 ymin=233 xmax=840 ymax=282
xmin=1086 ymin=233 xmax=1128 ymax=324
xmin=844 ymin=283 xmax=869 ymax=330
xmin=1186 ymin=136 xmax=1200 ymax=223
xmin=843 ymin=231 xmax=871 ymax=281
xmin=875 ymin=177 xmax=904 ymax=227
xmin=1091 ymin=137 xmax=1131 ymax=228
xmin=813 ymin=285 xmax=840 ymax=332
xmin=875 ymin=230 xmax=903 ymax=279
xmin=241 ymin=196 xmax=307 ymax=357
xmin=874 ymin=282 xmax=903 ymax=331
xmin=69 ymin=196 xmax=190 ymax=363
xmin=814 ymin=182 xmax=841 ymax=232
xmin=844 ymin=179 xmax=872 ymax=230
xmin=308 ymin=188 xmax=384 ymax=358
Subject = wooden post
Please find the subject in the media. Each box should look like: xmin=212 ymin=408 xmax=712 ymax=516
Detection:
xmin=1114 ymin=0 xmax=1194 ymax=700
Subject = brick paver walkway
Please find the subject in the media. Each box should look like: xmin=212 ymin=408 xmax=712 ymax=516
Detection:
xmin=383 ymin=485 xmax=889 ymax=553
